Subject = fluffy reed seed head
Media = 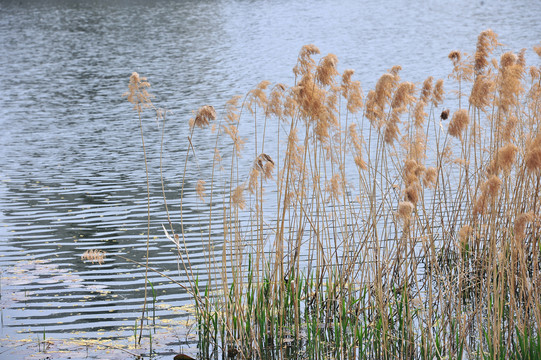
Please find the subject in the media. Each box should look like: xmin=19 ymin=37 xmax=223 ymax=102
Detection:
xmin=485 ymin=174 xmax=502 ymax=198
xmin=474 ymin=29 xmax=499 ymax=75
xmin=124 ymin=72 xmax=153 ymax=113
xmin=365 ymin=90 xmax=383 ymax=128
xmin=498 ymin=52 xmax=524 ymax=113
xmin=294 ymin=73 xmax=326 ymax=124
xmin=384 ymin=111 xmax=400 ymax=145
xmin=325 ymin=173 xmax=345 ymax=202
xmin=397 ymin=201 xmax=414 ymax=222
xmin=341 ymin=69 xmax=363 ymax=113
xmin=405 ymin=184 xmax=420 ymax=204
xmin=469 ymin=74 xmax=495 ymax=109
xmin=500 ymin=52 xmax=517 ymax=68
xmin=293 ymin=44 xmax=320 ymax=77
xmin=391 ymin=82 xmax=416 ymax=111
xmin=190 ymin=105 xmax=216 ymax=130
xmin=231 ymin=184 xmax=246 ymax=210
xmin=348 ymin=124 xmax=367 ymax=170
xmin=534 ymin=45 xmax=541 ymax=58
xmin=503 ymin=116 xmax=517 ymax=143
xmin=246 ymin=81 xmax=271 ymax=115
xmin=375 ymin=73 xmax=397 ymax=109
xmin=196 ymin=180 xmax=206 ymax=202
xmin=252 ymin=153 xmax=275 ymax=181
xmin=420 ymin=76 xmax=433 ymax=103
xmin=458 ymin=225 xmax=473 ymax=251
xmin=473 ymin=175 xmax=502 ymax=216
xmin=414 ymin=100 xmax=427 ymax=128
xmin=432 ymin=79 xmax=444 ymax=107
xmin=495 ymin=143 xmax=518 ymax=174
xmin=316 ymin=54 xmax=339 ymax=87
xmin=448 ymin=109 xmax=470 ymax=140
xmin=423 ymin=167 xmax=437 ymax=188
xmin=404 ymin=159 xmax=418 ymax=182
xmin=514 ymin=212 xmax=534 ymax=242
xmin=266 ymin=83 xmax=288 ymax=119
xmin=81 ymin=249 xmax=106 ymax=265
xmin=525 ymin=134 xmax=541 ymax=172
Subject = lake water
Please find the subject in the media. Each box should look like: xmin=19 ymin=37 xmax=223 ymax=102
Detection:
xmin=1 ymin=0 xmax=540 ymax=358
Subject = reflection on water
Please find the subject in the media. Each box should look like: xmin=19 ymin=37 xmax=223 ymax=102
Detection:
xmin=1 ymin=0 xmax=540 ymax=357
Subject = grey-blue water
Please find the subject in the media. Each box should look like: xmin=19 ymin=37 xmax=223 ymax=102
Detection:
xmin=1 ymin=0 xmax=540 ymax=358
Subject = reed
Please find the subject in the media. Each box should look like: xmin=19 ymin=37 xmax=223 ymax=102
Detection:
xmin=81 ymin=30 xmax=541 ymax=359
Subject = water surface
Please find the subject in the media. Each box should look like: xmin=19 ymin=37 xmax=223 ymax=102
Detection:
xmin=1 ymin=0 xmax=540 ymax=358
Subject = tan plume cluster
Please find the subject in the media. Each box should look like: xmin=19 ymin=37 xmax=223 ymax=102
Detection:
xmin=413 ymin=100 xmax=427 ymax=128
xmin=397 ymin=201 xmax=414 ymax=222
xmin=123 ymin=72 xmax=153 ymax=113
xmin=222 ymin=96 xmax=245 ymax=153
xmin=470 ymin=74 xmax=495 ymax=109
xmin=497 ymin=51 xmax=525 ymax=113
xmin=473 ymin=175 xmax=502 ymax=216
xmin=402 ymin=159 xmax=425 ymax=204
xmin=190 ymin=105 xmax=216 ymax=130
xmin=431 ymin=79 xmax=445 ymax=107
xmin=448 ymin=109 xmax=470 ymax=140
xmin=366 ymin=71 xmax=400 ymax=129
xmin=196 ymin=180 xmax=206 ymax=202
xmin=534 ymin=44 xmax=541 ymax=57
xmin=384 ymin=82 xmax=415 ymax=145
xmin=514 ymin=212 xmax=534 ymax=242
xmin=81 ymin=249 xmax=106 ymax=265
xmin=525 ymin=134 xmax=541 ymax=172
xmin=488 ymin=143 xmax=518 ymax=175
xmin=413 ymin=77 xmax=433 ymax=129
xmin=458 ymin=225 xmax=473 ymax=251
xmin=375 ymin=73 xmax=398 ymax=109
xmin=422 ymin=167 xmax=437 ymax=188
xmin=293 ymin=44 xmax=320 ymax=77
xmin=325 ymin=173 xmax=345 ymax=203
xmin=448 ymin=50 xmax=474 ymax=84
xmin=248 ymin=154 xmax=275 ymax=194
xmin=247 ymin=81 xmax=271 ymax=115
xmin=316 ymin=54 xmax=339 ymax=86
xmin=266 ymin=83 xmax=289 ymax=120
xmin=384 ymin=112 xmax=400 ymax=145
xmin=420 ymin=77 xmax=433 ymax=103
xmin=348 ymin=124 xmax=367 ymax=170
xmin=474 ymin=29 xmax=499 ymax=75
xmin=391 ymin=82 xmax=415 ymax=110
xmin=231 ymin=184 xmax=246 ymax=210
xmin=294 ymin=74 xmax=325 ymax=121
xmin=341 ymin=69 xmax=363 ymax=113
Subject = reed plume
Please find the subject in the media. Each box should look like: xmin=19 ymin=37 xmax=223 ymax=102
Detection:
xmin=448 ymin=109 xmax=469 ymax=140
xmin=341 ymin=69 xmax=363 ymax=113
xmin=190 ymin=105 xmax=216 ymax=130
xmin=196 ymin=180 xmax=206 ymax=202
xmin=432 ymin=79 xmax=444 ymax=107
xmin=123 ymin=72 xmax=153 ymax=113
xmin=474 ymin=29 xmax=499 ymax=75
xmin=470 ymin=74 xmax=494 ymax=109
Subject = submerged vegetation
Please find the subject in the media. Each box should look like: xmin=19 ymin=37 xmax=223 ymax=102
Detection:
xmin=84 ymin=30 xmax=541 ymax=359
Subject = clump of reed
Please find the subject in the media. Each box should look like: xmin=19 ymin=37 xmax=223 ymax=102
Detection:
xmin=97 ymin=31 xmax=541 ymax=359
